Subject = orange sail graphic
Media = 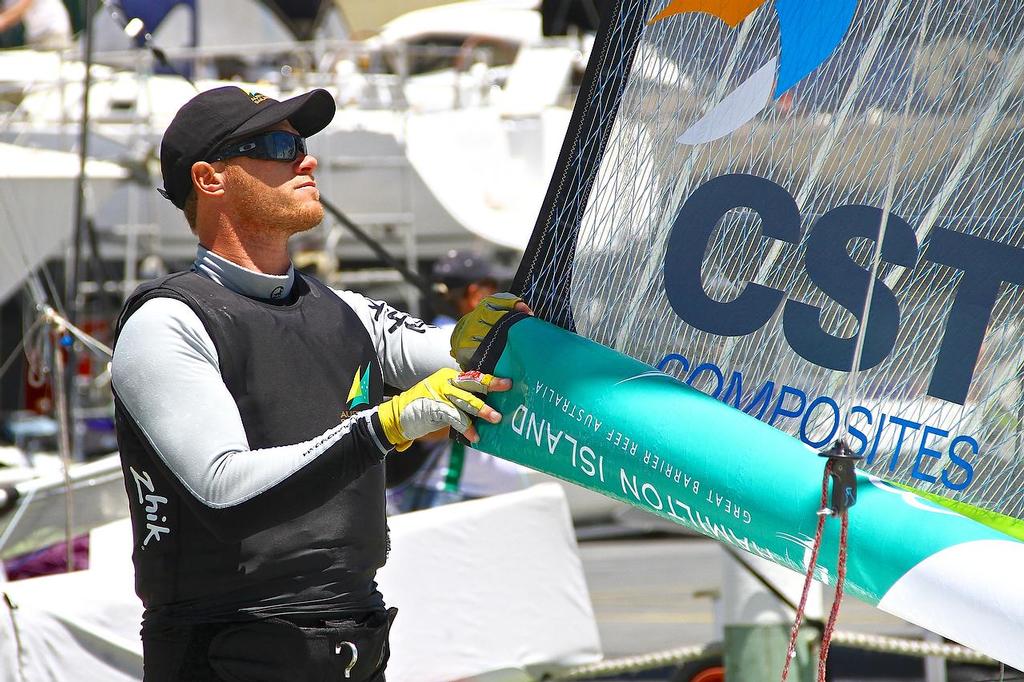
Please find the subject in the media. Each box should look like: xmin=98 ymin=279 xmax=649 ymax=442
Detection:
xmin=648 ymin=0 xmax=769 ymax=27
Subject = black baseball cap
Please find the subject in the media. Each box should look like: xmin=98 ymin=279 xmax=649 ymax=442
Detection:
xmin=159 ymin=86 xmax=336 ymax=209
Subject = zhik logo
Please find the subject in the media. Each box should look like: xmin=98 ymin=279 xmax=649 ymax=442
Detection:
xmin=649 ymin=0 xmax=858 ymax=144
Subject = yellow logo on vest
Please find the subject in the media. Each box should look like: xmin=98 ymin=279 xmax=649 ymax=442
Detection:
xmin=248 ymin=91 xmax=269 ymax=105
xmin=346 ymin=365 xmax=371 ymax=410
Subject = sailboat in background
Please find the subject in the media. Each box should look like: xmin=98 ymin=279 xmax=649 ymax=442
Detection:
xmin=0 ymin=0 xmax=587 ymax=332
xmin=6 ymin=0 xmax=1021 ymax=677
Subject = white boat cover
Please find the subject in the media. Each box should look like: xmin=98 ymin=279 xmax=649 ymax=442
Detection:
xmin=0 ymin=143 xmax=127 ymax=303
xmin=0 ymin=483 xmax=602 ymax=681
xmin=0 ymin=453 xmax=127 ymax=560
xmin=373 ymin=1 xmax=542 ymax=49
xmin=404 ymin=107 xmax=570 ymax=251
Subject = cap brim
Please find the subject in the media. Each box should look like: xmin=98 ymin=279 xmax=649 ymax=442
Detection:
xmin=438 ymin=265 xmax=516 ymax=288
xmin=492 ymin=263 xmax=517 ymax=284
xmin=229 ymin=89 xmax=336 ymax=140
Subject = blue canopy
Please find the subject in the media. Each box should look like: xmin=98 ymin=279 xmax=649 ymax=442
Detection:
xmin=114 ymin=0 xmax=332 ymax=43
xmin=115 ymin=0 xmax=197 ymax=46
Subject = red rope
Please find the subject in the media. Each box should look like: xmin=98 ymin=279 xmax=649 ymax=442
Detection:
xmin=818 ymin=511 xmax=850 ymax=681
xmin=781 ymin=460 xmax=852 ymax=682
xmin=780 ymin=462 xmax=831 ymax=682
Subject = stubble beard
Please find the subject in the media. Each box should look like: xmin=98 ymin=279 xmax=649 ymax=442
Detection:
xmin=228 ymin=166 xmax=324 ymax=237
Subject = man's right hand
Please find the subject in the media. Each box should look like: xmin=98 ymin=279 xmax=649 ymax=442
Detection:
xmin=377 ymin=368 xmax=511 ymax=451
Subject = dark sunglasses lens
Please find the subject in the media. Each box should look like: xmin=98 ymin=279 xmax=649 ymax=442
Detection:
xmin=267 ymin=132 xmax=304 ymax=160
xmin=210 ymin=132 xmax=305 ymax=162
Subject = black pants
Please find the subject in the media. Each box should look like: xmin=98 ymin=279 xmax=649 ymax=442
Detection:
xmin=142 ymin=610 xmax=394 ymax=682
xmin=143 ymin=623 xmax=226 ymax=682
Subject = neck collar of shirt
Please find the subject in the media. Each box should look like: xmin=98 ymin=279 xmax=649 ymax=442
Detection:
xmin=194 ymin=246 xmax=295 ymax=301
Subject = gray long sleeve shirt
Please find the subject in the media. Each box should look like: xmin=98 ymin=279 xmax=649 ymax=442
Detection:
xmin=112 ymin=246 xmax=456 ymax=512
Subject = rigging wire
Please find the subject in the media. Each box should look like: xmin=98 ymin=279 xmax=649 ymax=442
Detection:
xmin=841 ymin=0 xmax=935 ymax=430
xmin=60 ymin=0 xmax=100 ymax=464
xmin=320 ymin=197 xmax=433 ymax=300
xmin=39 ymin=304 xmax=113 ymax=359
xmin=0 ymin=317 xmax=45 ymax=384
xmin=37 ymin=266 xmax=68 ymax=320
xmin=0 ymin=165 xmax=68 ymax=321
xmin=24 ymin=315 xmax=51 ymax=390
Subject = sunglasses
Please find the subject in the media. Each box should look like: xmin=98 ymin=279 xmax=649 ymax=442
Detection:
xmin=207 ymin=130 xmax=307 ymax=163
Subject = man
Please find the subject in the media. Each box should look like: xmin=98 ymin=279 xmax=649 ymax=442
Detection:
xmin=388 ymin=250 xmax=528 ymax=512
xmin=0 ymin=0 xmax=70 ymax=50
xmin=111 ymin=86 xmax=526 ymax=681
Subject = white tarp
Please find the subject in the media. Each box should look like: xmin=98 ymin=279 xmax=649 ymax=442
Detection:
xmin=0 ymin=483 xmax=602 ymax=681
xmin=379 ymin=482 xmax=601 ymax=680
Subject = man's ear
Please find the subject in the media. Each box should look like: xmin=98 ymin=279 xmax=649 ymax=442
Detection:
xmin=191 ymin=161 xmax=225 ymax=199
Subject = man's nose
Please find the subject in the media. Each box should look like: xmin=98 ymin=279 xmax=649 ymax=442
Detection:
xmin=295 ymin=152 xmax=317 ymax=174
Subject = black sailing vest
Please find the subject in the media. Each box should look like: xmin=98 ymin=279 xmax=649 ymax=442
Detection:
xmin=114 ymin=270 xmax=387 ymax=627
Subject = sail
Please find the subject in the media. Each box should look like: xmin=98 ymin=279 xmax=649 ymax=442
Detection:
xmin=465 ymin=0 xmax=1024 ymax=666
xmin=511 ymin=0 xmax=1024 ymax=522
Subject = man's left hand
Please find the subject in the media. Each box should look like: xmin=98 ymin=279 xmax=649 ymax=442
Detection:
xmin=450 ymin=293 xmax=532 ymax=368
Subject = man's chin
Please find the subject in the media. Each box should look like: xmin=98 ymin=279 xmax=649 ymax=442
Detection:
xmin=287 ymin=204 xmax=326 ymax=234
xmin=307 ymin=204 xmax=326 ymax=230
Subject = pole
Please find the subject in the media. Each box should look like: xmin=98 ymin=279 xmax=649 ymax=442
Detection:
xmin=923 ymin=631 xmax=948 ymax=682
xmin=65 ymin=0 xmax=97 ymax=462
xmin=722 ymin=549 xmax=820 ymax=681
xmin=319 ymin=196 xmax=433 ymax=299
xmin=69 ymin=0 xmax=95 ymax=324
xmin=51 ymin=331 xmax=76 ymax=572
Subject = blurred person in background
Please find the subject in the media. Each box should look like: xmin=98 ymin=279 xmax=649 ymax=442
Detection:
xmin=387 ymin=250 xmax=529 ymax=514
xmin=0 ymin=0 xmax=70 ymax=50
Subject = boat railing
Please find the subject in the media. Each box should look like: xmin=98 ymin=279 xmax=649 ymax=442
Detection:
xmin=84 ymin=38 xmax=520 ymax=112
xmin=0 ymin=32 xmax=586 ymax=121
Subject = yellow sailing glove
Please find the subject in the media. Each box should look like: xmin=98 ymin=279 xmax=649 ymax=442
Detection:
xmin=450 ymin=292 xmax=524 ymax=368
xmin=378 ymin=368 xmax=500 ymax=451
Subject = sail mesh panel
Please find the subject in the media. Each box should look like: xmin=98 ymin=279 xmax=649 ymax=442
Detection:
xmin=513 ymin=0 xmax=1024 ymax=519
